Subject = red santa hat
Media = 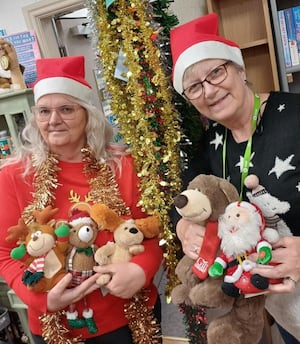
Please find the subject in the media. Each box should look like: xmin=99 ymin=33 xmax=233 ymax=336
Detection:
xmin=33 ymin=55 xmax=92 ymax=103
xmin=69 ymin=209 xmax=93 ymax=227
xmin=170 ymin=13 xmax=245 ymax=95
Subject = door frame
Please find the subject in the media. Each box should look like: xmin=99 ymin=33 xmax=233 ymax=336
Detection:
xmin=22 ymin=0 xmax=85 ymax=57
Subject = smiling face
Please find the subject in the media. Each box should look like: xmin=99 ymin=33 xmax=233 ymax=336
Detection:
xmin=35 ymin=93 xmax=88 ymax=158
xmin=182 ymin=59 xmax=249 ymax=126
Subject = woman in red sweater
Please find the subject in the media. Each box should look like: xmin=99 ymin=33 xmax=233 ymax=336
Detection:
xmin=0 ymin=55 xmax=162 ymax=343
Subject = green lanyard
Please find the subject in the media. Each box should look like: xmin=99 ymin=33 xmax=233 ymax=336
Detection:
xmin=222 ymin=93 xmax=260 ymax=200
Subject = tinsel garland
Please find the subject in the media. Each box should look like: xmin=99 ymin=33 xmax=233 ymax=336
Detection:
xmin=85 ymin=1 xmax=208 ymax=343
xmin=179 ymin=304 xmax=208 ymax=344
xmin=40 ymin=312 xmax=83 ymax=344
xmin=22 ymin=153 xmax=60 ymax=224
xmin=22 ymin=147 xmax=134 ymax=343
xmin=81 ymin=146 xmax=131 ymax=216
xmin=124 ymin=290 xmax=161 ymax=344
xmin=92 ymin=0 xmax=181 ymax=298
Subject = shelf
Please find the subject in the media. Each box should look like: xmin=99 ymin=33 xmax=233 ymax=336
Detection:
xmin=0 ymin=88 xmax=34 ymax=149
xmin=269 ymin=1 xmax=300 ymax=91
xmin=240 ymin=39 xmax=268 ymax=50
xmin=286 ymin=65 xmax=300 ymax=74
xmin=206 ymin=0 xmax=279 ymax=92
xmin=207 ymin=0 xmax=269 ymax=45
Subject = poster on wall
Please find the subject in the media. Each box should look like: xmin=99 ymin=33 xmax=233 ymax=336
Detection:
xmin=3 ymin=30 xmax=41 ymax=88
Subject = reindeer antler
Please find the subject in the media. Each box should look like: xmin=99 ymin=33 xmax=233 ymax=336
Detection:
xmin=33 ymin=205 xmax=59 ymax=225
xmin=6 ymin=217 xmax=29 ymax=243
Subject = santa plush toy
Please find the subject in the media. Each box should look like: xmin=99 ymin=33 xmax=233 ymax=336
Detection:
xmin=209 ymin=201 xmax=280 ymax=297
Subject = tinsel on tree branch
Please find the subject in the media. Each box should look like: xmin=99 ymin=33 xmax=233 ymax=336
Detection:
xmin=88 ymin=0 xmax=182 ymax=297
xmin=85 ymin=0 xmax=207 ymax=342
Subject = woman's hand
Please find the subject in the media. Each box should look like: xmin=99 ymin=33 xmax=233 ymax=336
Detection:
xmin=251 ymin=236 xmax=300 ymax=293
xmin=47 ymin=273 xmax=101 ymax=312
xmin=94 ymin=262 xmax=146 ymax=299
xmin=176 ymin=218 xmax=205 ymax=260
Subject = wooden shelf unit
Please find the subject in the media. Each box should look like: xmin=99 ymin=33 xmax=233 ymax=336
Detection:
xmin=206 ymin=0 xmax=280 ymax=93
xmin=270 ymin=0 xmax=300 ymax=92
xmin=0 ymin=89 xmax=34 ymax=151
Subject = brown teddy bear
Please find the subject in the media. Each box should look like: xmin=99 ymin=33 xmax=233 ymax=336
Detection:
xmin=171 ymin=174 xmax=267 ymax=344
xmin=65 ymin=206 xmax=99 ymax=334
xmin=6 ymin=206 xmax=70 ymax=293
xmin=171 ymin=174 xmax=239 ymax=304
xmin=90 ymin=203 xmax=161 ymax=286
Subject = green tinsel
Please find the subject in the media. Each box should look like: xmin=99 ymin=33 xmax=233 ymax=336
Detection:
xmin=179 ymin=304 xmax=208 ymax=344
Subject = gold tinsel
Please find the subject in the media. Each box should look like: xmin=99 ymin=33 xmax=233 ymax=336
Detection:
xmin=96 ymin=0 xmax=181 ymax=297
xmin=22 ymin=146 xmax=133 ymax=343
xmin=40 ymin=311 xmax=83 ymax=344
xmin=124 ymin=290 xmax=162 ymax=344
xmin=81 ymin=146 xmax=131 ymax=216
xmin=22 ymin=153 xmax=60 ymax=224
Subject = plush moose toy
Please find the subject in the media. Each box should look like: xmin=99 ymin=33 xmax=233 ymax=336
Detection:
xmin=6 ymin=206 xmax=70 ymax=293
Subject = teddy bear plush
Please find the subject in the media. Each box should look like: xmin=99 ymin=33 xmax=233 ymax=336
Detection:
xmin=90 ymin=203 xmax=161 ymax=286
xmin=6 ymin=206 xmax=70 ymax=293
xmin=65 ymin=206 xmax=99 ymax=334
xmin=171 ymin=174 xmax=271 ymax=344
xmin=171 ymin=174 xmax=239 ymax=305
xmin=94 ymin=218 xmax=145 ymax=286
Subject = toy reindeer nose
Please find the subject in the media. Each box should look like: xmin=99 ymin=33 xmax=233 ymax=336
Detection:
xmin=173 ymin=194 xmax=188 ymax=209
xmin=129 ymin=227 xmax=138 ymax=234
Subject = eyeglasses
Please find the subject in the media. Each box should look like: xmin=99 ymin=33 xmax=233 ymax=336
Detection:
xmin=32 ymin=104 xmax=83 ymax=122
xmin=182 ymin=62 xmax=230 ymax=100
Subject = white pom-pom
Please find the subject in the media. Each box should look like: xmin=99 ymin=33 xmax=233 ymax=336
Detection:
xmin=244 ymin=174 xmax=259 ymax=189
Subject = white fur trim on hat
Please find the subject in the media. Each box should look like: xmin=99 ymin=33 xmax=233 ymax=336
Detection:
xmin=69 ymin=217 xmax=94 ymax=227
xmin=34 ymin=77 xmax=92 ymax=103
xmin=173 ymin=41 xmax=244 ymax=95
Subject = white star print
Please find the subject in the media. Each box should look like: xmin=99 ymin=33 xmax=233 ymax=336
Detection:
xmin=296 ymin=182 xmax=300 ymax=192
xmin=277 ymin=104 xmax=285 ymax=112
xmin=235 ymin=152 xmax=255 ymax=172
xmin=210 ymin=132 xmax=223 ymax=150
xmin=268 ymin=155 xmax=296 ymax=179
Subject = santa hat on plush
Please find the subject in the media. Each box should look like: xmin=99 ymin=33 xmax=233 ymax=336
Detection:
xmin=69 ymin=208 xmax=94 ymax=227
xmin=226 ymin=201 xmax=265 ymax=229
xmin=33 ymin=55 xmax=92 ymax=103
xmin=170 ymin=12 xmax=245 ymax=95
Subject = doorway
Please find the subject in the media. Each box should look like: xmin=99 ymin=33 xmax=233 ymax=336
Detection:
xmin=22 ymin=0 xmax=101 ymax=107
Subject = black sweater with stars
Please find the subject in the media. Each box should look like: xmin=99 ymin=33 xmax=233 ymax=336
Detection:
xmin=187 ymin=91 xmax=300 ymax=236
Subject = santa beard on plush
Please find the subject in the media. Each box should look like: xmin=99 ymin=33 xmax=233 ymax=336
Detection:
xmin=218 ymin=203 xmax=262 ymax=258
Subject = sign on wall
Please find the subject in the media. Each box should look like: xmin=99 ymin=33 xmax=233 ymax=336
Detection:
xmin=4 ymin=30 xmax=41 ymax=87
